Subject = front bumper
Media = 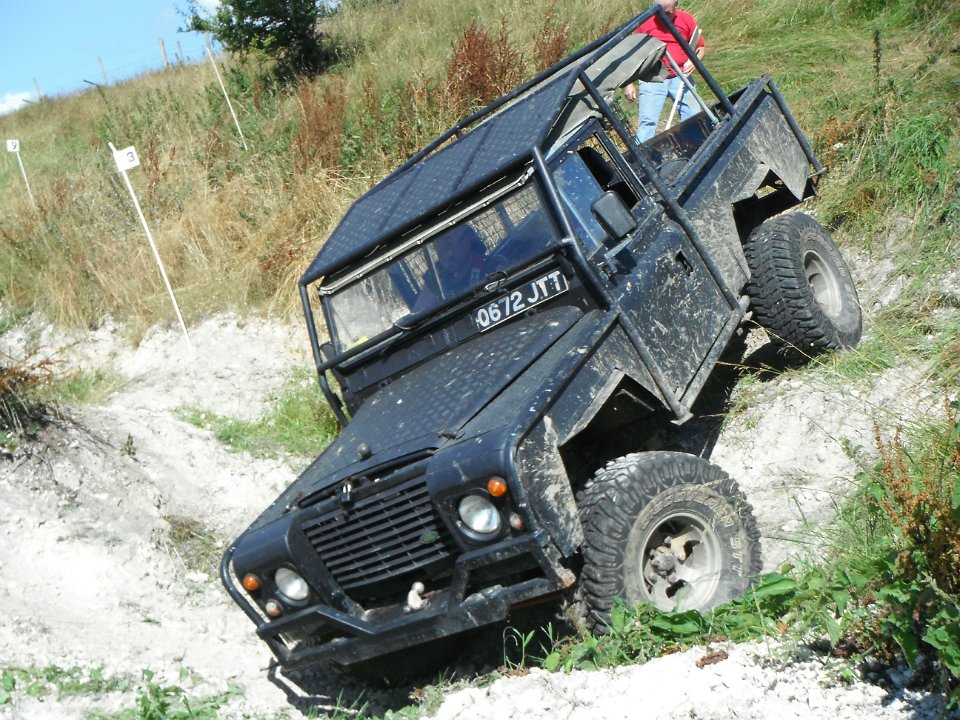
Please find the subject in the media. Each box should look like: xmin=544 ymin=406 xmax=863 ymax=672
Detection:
xmin=221 ymin=531 xmax=573 ymax=668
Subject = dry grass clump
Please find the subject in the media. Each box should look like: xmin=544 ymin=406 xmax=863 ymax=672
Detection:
xmin=0 ymin=352 xmax=57 ymax=444
xmin=446 ymin=21 xmax=524 ymax=114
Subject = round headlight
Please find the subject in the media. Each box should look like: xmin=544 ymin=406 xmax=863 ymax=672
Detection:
xmin=457 ymin=495 xmax=501 ymax=536
xmin=275 ymin=567 xmax=310 ymax=601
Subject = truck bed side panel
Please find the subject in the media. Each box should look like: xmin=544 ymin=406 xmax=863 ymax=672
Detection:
xmin=678 ymin=93 xmax=812 ymax=290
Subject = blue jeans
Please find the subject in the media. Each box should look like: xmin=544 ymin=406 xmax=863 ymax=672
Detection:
xmin=636 ymin=76 xmax=699 ymax=143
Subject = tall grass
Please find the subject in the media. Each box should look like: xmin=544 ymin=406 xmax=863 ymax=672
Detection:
xmin=0 ymin=0 xmax=957 ymax=333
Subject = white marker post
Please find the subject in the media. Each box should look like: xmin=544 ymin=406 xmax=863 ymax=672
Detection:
xmin=109 ymin=142 xmax=192 ymax=350
xmin=205 ymin=43 xmax=248 ymax=151
xmin=6 ymin=140 xmax=37 ymax=209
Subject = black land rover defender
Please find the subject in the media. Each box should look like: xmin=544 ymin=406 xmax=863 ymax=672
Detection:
xmin=221 ymin=3 xmax=862 ymax=676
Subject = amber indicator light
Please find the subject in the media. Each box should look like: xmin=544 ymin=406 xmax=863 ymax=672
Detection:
xmin=242 ymin=574 xmax=262 ymax=591
xmin=487 ymin=477 xmax=508 ymax=497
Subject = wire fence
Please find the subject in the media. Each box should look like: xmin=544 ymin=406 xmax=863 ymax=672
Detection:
xmin=7 ymin=34 xmax=215 ymax=106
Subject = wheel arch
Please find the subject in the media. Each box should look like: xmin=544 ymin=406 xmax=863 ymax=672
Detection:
xmin=515 ymin=373 xmax=667 ymax=558
xmin=556 ymin=374 xmax=666 ymax=496
xmin=731 ymin=168 xmax=812 ymax=249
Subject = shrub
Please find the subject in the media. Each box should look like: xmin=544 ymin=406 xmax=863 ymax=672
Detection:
xmin=863 ymin=404 xmax=960 ymax=705
xmin=446 ymin=20 xmax=524 ymax=116
xmin=871 ymin=408 xmax=960 ymax=594
xmin=292 ymin=77 xmax=347 ymax=172
xmin=0 ymin=351 xmax=56 ymax=450
xmin=186 ymin=0 xmax=343 ymax=81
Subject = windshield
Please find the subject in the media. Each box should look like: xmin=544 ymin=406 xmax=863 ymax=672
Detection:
xmin=325 ymin=182 xmax=559 ymax=353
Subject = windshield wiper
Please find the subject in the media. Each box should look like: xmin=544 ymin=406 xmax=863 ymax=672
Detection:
xmin=393 ymin=312 xmax=426 ymax=331
xmin=377 ymin=273 xmax=514 ymax=357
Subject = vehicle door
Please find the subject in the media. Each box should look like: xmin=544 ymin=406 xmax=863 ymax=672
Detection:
xmin=551 ymin=140 xmax=736 ymax=405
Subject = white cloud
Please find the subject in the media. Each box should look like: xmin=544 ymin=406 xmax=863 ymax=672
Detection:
xmin=0 ymin=92 xmax=32 ymax=116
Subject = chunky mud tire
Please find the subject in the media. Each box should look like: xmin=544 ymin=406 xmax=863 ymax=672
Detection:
xmin=743 ymin=212 xmax=862 ymax=355
xmin=577 ymin=452 xmax=762 ymax=628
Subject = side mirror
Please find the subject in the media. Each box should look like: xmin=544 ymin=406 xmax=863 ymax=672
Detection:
xmin=591 ymin=191 xmax=637 ymax=241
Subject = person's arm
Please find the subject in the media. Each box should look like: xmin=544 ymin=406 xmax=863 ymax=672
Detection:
xmin=681 ymin=36 xmax=705 ymax=75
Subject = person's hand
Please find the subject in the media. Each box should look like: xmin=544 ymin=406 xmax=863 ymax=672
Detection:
xmin=624 ymin=83 xmax=637 ymax=101
xmin=681 ymin=59 xmax=696 ymax=75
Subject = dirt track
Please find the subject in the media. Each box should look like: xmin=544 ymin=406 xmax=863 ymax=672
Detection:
xmin=0 ymin=277 xmax=954 ymax=718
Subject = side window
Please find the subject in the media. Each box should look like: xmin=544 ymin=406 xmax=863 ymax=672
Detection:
xmin=552 ymin=152 xmax=610 ymax=253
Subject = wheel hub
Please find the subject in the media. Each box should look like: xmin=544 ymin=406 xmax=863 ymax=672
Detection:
xmin=640 ymin=515 xmax=722 ymax=612
xmin=646 ymin=543 xmax=678 ymax=579
xmin=804 ymin=249 xmax=842 ymax=319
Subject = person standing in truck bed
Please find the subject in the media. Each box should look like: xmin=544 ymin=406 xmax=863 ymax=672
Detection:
xmin=625 ymin=0 xmax=706 ymax=142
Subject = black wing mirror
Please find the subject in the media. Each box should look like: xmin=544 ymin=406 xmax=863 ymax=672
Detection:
xmin=591 ymin=191 xmax=637 ymax=242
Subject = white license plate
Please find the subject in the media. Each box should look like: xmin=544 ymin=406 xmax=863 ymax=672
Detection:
xmin=474 ymin=271 xmax=569 ymax=331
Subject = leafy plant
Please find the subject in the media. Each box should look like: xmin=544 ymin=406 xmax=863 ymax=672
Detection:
xmin=91 ymin=668 xmax=242 ymax=720
xmin=870 ymin=408 xmax=960 ymax=594
xmin=544 ymin=571 xmax=851 ymax=673
xmin=446 ymin=20 xmax=524 ymax=115
xmin=855 ymin=405 xmax=960 ymax=705
xmin=185 ymin=0 xmax=343 ymax=80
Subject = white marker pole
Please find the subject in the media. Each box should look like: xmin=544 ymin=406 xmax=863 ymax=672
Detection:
xmin=205 ymin=43 xmax=248 ymax=151
xmin=108 ymin=142 xmax=192 ymax=350
xmin=6 ymin=140 xmax=36 ymax=209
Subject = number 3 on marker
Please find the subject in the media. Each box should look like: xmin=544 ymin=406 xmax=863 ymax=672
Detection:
xmin=113 ymin=145 xmax=140 ymax=172
xmin=6 ymin=140 xmax=19 ymax=152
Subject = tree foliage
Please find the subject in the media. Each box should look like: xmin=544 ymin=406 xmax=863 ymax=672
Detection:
xmin=185 ymin=0 xmax=340 ymax=80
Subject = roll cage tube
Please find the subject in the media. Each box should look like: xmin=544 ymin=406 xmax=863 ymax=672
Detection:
xmin=387 ymin=4 xmax=732 ymax=185
xmin=300 ymin=282 xmax=349 ymax=427
xmin=300 ymin=3 xmax=738 ymax=426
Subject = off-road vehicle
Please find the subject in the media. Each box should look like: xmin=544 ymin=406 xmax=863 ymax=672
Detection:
xmin=221 ymin=3 xmax=862 ymax=676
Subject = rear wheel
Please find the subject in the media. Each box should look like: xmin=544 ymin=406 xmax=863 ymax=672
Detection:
xmin=743 ymin=212 xmax=861 ymax=355
xmin=577 ymin=452 xmax=762 ymax=628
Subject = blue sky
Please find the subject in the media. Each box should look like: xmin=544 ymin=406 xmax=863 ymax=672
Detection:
xmin=1 ymin=0 xmax=220 ymax=115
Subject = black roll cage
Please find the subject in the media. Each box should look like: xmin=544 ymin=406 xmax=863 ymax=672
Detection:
xmin=297 ymin=4 xmax=810 ymax=427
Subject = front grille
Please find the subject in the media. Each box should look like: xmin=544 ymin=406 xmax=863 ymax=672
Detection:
xmin=301 ymin=471 xmax=456 ymax=598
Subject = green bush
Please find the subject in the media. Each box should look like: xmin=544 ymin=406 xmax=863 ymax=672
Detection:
xmin=860 ymin=405 xmax=960 ymax=704
xmin=186 ymin=0 xmax=343 ymax=81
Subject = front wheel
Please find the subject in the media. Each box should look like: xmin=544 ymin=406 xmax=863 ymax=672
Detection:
xmin=577 ymin=452 xmax=762 ymax=627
